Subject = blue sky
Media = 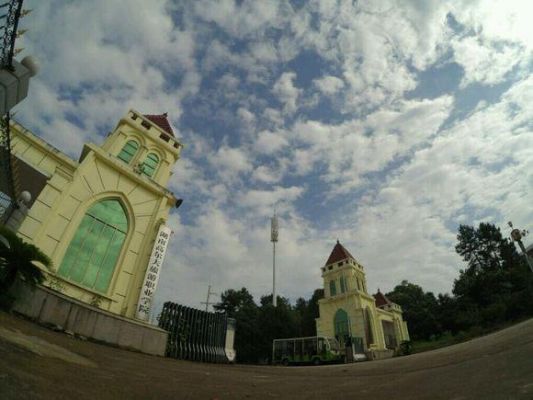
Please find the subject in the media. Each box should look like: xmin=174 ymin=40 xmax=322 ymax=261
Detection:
xmin=16 ymin=0 xmax=533 ymax=311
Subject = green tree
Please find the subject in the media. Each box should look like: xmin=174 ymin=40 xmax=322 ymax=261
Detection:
xmin=213 ymin=287 xmax=256 ymax=317
xmin=256 ymin=294 xmax=299 ymax=362
xmin=386 ymin=280 xmax=440 ymax=340
xmin=0 ymin=226 xmax=52 ymax=309
xmin=0 ymin=226 xmax=51 ymax=291
xmin=297 ymin=288 xmax=323 ymax=337
xmin=294 ymin=297 xmax=307 ymax=336
xmin=436 ymin=293 xmax=459 ymax=335
xmin=453 ymin=222 xmax=532 ymax=327
xmin=215 ymin=288 xmax=260 ymax=363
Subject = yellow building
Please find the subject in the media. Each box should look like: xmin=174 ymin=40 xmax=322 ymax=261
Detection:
xmin=316 ymin=241 xmax=409 ymax=359
xmin=8 ymin=110 xmax=182 ymax=319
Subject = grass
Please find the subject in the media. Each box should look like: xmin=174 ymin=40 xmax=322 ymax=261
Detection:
xmin=409 ymin=319 xmax=528 ymax=354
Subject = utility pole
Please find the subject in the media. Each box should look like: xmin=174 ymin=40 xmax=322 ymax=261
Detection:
xmin=271 ymin=212 xmax=279 ymax=307
xmin=508 ymin=221 xmax=533 ymax=273
xmin=201 ymin=285 xmax=218 ymax=312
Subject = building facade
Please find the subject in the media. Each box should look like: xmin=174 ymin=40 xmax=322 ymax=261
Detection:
xmin=8 ymin=110 xmax=182 ymax=319
xmin=316 ymin=241 xmax=409 ymax=359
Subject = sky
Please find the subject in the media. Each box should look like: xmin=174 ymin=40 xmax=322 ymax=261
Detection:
xmin=15 ymin=0 xmax=533 ymax=313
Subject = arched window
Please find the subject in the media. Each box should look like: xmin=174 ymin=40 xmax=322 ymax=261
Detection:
xmin=334 ymin=309 xmax=349 ymax=346
xmin=58 ymin=199 xmax=128 ymax=293
xmin=329 ymin=280 xmax=337 ymax=296
xmin=117 ymin=140 xmax=139 ymax=164
xmin=141 ymin=152 xmax=159 ymax=177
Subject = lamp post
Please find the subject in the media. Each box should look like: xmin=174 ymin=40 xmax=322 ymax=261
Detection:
xmin=508 ymin=221 xmax=533 ymax=273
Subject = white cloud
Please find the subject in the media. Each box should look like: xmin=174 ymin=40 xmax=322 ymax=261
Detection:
xmin=251 ymin=165 xmax=282 ymax=184
xmin=254 ymin=130 xmax=289 ymax=154
xmin=290 ymin=96 xmax=454 ymax=193
xmin=452 ymin=37 xmax=522 ymax=87
xmin=346 ymin=76 xmax=533 ymax=294
xmin=237 ymin=186 xmax=304 ymax=216
xmin=193 ymin=0 xmax=291 ymax=39
xmin=237 ymin=107 xmax=256 ymax=127
xmin=19 ymin=0 xmax=199 ymax=159
xmin=452 ymin=0 xmax=533 ymax=50
xmin=272 ymin=72 xmax=301 ymax=115
xmin=211 ymin=146 xmax=252 ymax=179
xmin=313 ymin=75 xmax=344 ymax=95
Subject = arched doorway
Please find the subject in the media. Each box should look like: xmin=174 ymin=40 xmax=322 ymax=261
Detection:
xmin=58 ymin=199 xmax=128 ymax=294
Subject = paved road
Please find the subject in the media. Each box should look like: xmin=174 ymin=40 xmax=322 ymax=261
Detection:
xmin=0 ymin=311 xmax=532 ymax=400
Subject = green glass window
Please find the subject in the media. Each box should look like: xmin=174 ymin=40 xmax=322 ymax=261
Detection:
xmin=117 ymin=140 xmax=139 ymax=164
xmin=141 ymin=152 xmax=159 ymax=177
xmin=334 ymin=309 xmax=349 ymax=346
xmin=329 ymin=280 xmax=337 ymax=296
xmin=58 ymin=199 xmax=128 ymax=293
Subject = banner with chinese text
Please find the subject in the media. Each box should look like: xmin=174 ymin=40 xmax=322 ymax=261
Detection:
xmin=135 ymin=224 xmax=172 ymax=321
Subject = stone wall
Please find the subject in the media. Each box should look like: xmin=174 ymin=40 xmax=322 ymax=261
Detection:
xmin=10 ymin=281 xmax=168 ymax=356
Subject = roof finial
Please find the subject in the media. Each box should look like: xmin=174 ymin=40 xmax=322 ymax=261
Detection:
xmin=163 ymin=112 xmax=168 ymax=117
xmin=336 ymin=239 xmax=340 ymax=244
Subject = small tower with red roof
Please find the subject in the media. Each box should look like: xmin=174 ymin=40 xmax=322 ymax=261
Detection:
xmin=315 ymin=240 xmax=410 ymax=360
xmin=100 ymin=110 xmax=182 ymax=188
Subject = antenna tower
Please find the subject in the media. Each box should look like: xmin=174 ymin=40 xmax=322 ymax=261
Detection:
xmin=271 ymin=212 xmax=279 ymax=307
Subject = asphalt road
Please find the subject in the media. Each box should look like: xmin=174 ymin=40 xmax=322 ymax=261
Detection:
xmin=0 ymin=311 xmax=532 ymax=400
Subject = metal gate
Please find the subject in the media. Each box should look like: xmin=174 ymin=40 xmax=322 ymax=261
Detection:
xmin=158 ymin=301 xmax=235 ymax=363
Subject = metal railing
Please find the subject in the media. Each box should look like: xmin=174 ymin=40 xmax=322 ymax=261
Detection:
xmin=0 ymin=0 xmax=23 ymax=70
xmin=158 ymin=301 xmax=233 ymax=363
xmin=0 ymin=0 xmax=24 ymax=224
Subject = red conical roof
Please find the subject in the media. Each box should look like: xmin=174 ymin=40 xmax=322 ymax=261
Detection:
xmin=143 ymin=113 xmax=174 ymax=136
xmin=325 ymin=240 xmax=356 ymax=266
xmin=373 ymin=289 xmax=392 ymax=308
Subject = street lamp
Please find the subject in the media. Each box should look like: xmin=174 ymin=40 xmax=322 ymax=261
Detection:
xmin=508 ymin=221 xmax=533 ymax=273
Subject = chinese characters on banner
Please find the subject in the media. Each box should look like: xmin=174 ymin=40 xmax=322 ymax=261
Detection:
xmin=135 ymin=224 xmax=172 ymax=321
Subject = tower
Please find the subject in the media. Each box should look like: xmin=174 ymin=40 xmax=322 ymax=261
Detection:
xmin=9 ymin=109 xmax=182 ymax=319
xmin=316 ymin=240 xmax=409 ymax=360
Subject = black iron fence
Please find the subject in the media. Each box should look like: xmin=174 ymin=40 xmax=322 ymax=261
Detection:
xmin=0 ymin=0 xmax=24 ymax=224
xmin=0 ymin=0 xmax=24 ymax=69
xmin=158 ymin=301 xmax=234 ymax=363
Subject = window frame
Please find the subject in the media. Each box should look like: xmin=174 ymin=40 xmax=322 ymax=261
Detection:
xmin=329 ymin=279 xmax=337 ymax=296
xmin=340 ymin=276 xmax=347 ymax=293
xmin=57 ymin=199 xmax=129 ymax=295
xmin=141 ymin=151 xmax=160 ymax=178
xmin=117 ymin=140 xmax=140 ymax=165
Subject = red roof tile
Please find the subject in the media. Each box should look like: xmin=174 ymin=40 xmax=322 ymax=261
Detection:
xmin=373 ymin=290 xmax=392 ymax=308
xmin=325 ymin=240 xmax=356 ymax=266
xmin=143 ymin=113 xmax=175 ymax=136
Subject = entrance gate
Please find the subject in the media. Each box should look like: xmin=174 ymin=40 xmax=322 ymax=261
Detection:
xmin=158 ymin=301 xmax=235 ymax=363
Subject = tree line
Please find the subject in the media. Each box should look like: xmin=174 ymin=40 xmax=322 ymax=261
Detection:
xmin=386 ymin=223 xmax=533 ymax=341
xmin=215 ymin=223 xmax=533 ymax=363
